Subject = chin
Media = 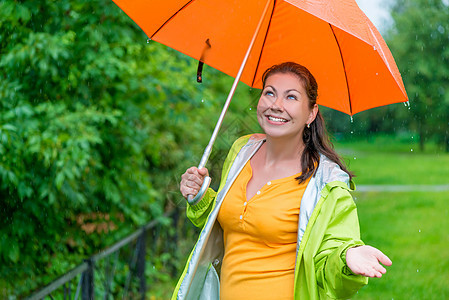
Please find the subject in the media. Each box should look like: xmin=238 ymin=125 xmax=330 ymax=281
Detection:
xmin=263 ymin=129 xmax=300 ymax=140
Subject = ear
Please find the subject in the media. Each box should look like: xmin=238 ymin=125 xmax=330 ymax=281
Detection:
xmin=307 ymin=104 xmax=318 ymax=125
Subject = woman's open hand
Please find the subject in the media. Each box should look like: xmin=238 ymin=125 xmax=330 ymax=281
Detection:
xmin=180 ymin=167 xmax=209 ymax=200
xmin=346 ymin=245 xmax=392 ymax=278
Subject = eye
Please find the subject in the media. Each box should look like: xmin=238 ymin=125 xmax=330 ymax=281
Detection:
xmin=264 ymin=90 xmax=274 ymax=97
xmin=287 ymin=94 xmax=297 ymax=100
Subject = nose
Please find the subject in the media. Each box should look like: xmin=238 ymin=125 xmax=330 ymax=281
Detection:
xmin=270 ymin=96 xmax=284 ymax=111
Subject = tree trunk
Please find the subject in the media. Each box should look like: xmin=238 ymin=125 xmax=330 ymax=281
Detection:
xmin=445 ymin=132 xmax=449 ymax=153
xmin=418 ymin=125 xmax=425 ymax=152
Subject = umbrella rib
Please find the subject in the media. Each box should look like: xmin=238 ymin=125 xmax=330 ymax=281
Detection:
xmin=250 ymin=0 xmax=276 ymax=88
xmin=149 ymin=0 xmax=195 ymax=39
xmin=329 ymin=24 xmax=353 ymax=116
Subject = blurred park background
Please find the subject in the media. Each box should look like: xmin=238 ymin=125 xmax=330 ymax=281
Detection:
xmin=1 ymin=0 xmax=448 ymax=299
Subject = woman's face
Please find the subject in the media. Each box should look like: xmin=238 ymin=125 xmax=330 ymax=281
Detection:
xmin=257 ymin=72 xmax=318 ymax=140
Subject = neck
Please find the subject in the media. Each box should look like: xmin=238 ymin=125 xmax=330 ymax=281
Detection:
xmin=263 ymin=134 xmax=305 ymax=167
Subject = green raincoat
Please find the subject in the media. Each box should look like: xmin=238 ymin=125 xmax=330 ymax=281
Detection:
xmin=172 ymin=134 xmax=368 ymax=299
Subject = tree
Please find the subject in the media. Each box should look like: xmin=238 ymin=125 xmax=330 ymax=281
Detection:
xmin=386 ymin=0 xmax=449 ymax=151
xmin=0 ymin=0 xmax=255 ymax=296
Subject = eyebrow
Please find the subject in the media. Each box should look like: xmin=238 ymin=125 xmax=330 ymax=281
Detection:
xmin=265 ymin=86 xmax=301 ymax=94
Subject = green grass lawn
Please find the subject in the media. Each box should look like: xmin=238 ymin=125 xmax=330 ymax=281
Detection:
xmin=335 ymin=136 xmax=449 ymax=299
xmin=353 ymin=191 xmax=449 ymax=299
xmin=335 ymin=137 xmax=449 ymax=185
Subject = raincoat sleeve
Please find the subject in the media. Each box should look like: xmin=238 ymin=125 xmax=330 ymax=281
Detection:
xmin=314 ymin=182 xmax=368 ymax=299
xmin=185 ymin=187 xmax=217 ymax=228
xmin=185 ymin=135 xmax=250 ymax=228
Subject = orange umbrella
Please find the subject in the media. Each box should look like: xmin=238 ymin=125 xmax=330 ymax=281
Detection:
xmin=113 ymin=0 xmax=408 ymax=203
xmin=113 ymin=0 xmax=407 ymax=115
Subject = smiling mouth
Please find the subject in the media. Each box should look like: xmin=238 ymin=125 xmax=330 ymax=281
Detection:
xmin=267 ymin=115 xmax=288 ymax=123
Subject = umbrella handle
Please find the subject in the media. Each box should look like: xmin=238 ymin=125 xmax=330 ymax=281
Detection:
xmin=187 ymin=176 xmax=211 ymax=205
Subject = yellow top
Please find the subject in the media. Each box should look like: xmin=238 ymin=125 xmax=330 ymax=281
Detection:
xmin=217 ymin=160 xmax=310 ymax=300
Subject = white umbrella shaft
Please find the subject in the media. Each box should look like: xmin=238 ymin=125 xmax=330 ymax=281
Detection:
xmin=187 ymin=0 xmax=272 ymax=205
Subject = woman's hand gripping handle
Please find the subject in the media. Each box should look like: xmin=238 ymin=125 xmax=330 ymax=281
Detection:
xmin=180 ymin=167 xmax=211 ymax=205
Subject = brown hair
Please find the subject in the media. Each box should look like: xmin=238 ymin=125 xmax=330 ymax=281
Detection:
xmin=261 ymin=62 xmax=354 ymax=183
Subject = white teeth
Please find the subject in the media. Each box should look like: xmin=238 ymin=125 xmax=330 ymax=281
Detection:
xmin=268 ymin=116 xmax=287 ymax=122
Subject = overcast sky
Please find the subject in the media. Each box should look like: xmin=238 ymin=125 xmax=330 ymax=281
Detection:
xmin=355 ymin=0 xmax=392 ymax=33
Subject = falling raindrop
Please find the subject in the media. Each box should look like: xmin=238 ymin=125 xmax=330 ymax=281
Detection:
xmin=373 ymin=45 xmax=376 ymax=51
xmin=249 ymin=108 xmax=252 ymax=111
xmin=350 ymin=131 xmax=354 ymax=134
xmin=350 ymin=116 xmax=354 ymax=123
xmin=411 ymin=149 xmax=414 ymax=152
xmin=147 ymin=38 xmax=151 ymax=43
xmin=201 ymin=99 xmax=204 ymax=103
xmin=417 ymin=269 xmax=419 ymax=272
xmin=418 ymin=229 xmax=421 ymax=233
xmin=354 ymin=157 xmax=357 ymax=160
xmin=376 ymin=73 xmax=378 ymax=75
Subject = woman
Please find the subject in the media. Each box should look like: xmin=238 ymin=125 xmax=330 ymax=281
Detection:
xmin=173 ymin=62 xmax=392 ymax=300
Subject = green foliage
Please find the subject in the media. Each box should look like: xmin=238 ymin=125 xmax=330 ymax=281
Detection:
xmin=0 ymin=0 xmax=255 ymax=297
xmin=385 ymin=0 xmax=449 ymax=151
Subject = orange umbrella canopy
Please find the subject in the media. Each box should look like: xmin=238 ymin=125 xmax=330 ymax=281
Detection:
xmin=113 ymin=0 xmax=408 ymax=115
